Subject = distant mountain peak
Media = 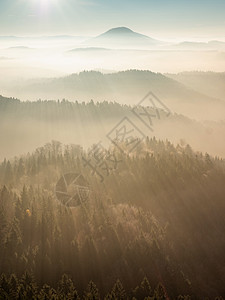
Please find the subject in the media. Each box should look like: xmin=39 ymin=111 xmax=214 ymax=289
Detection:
xmin=82 ymin=27 xmax=163 ymax=48
xmin=99 ymin=27 xmax=149 ymax=39
xmin=104 ymin=27 xmax=134 ymax=34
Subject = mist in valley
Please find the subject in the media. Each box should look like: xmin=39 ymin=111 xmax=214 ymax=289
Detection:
xmin=1 ymin=11 xmax=225 ymax=299
xmin=1 ymin=29 xmax=225 ymax=161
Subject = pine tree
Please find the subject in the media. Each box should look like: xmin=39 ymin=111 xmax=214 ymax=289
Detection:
xmin=0 ymin=186 xmax=13 ymax=245
xmin=18 ymin=271 xmax=38 ymax=299
xmin=153 ymin=283 xmax=167 ymax=300
xmin=0 ymin=274 xmax=10 ymax=298
xmin=4 ymin=161 xmax=13 ymax=184
xmin=133 ymin=277 xmax=152 ymax=299
xmin=38 ymin=284 xmax=57 ymax=300
xmin=111 ymin=280 xmax=126 ymax=300
xmin=17 ymin=158 xmax=25 ymax=178
xmin=8 ymin=274 xmax=19 ymax=299
xmin=83 ymin=281 xmax=100 ymax=300
xmin=57 ymin=274 xmax=79 ymax=300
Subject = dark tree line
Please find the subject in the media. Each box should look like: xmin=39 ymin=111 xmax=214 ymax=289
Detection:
xmin=0 ymin=272 xmax=173 ymax=299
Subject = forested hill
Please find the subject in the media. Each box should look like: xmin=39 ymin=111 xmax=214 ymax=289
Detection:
xmin=3 ymin=70 xmax=225 ymax=120
xmin=0 ymin=139 xmax=225 ymax=298
xmin=1 ymin=95 xmax=225 ymax=160
xmin=0 ymin=95 xmax=128 ymax=121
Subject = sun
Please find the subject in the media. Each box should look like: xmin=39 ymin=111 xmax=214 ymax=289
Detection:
xmin=39 ymin=0 xmax=56 ymax=5
xmin=27 ymin=0 xmax=62 ymax=11
xmin=32 ymin=0 xmax=60 ymax=12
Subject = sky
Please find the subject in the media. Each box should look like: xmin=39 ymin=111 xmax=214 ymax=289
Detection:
xmin=0 ymin=0 xmax=225 ymax=40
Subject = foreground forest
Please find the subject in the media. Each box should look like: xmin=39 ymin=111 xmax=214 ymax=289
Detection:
xmin=1 ymin=1 xmax=225 ymax=299
xmin=0 ymin=137 xmax=225 ymax=299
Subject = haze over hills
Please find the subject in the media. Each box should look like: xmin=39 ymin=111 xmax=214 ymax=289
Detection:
xmin=6 ymin=70 xmax=224 ymax=120
xmin=1 ymin=94 xmax=225 ymax=161
xmin=167 ymin=71 xmax=225 ymax=101
xmin=0 ymin=56 xmax=12 ymax=60
xmin=69 ymin=47 xmax=111 ymax=53
xmin=6 ymin=46 xmax=34 ymax=51
xmin=0 ymin=35 xmax=89 ymax=41
xmin=1 ymin=28 xmax=225 ymax=51
xmin=174 ymin=40 xmax=225 ymax=50
xmin=1 ymin=27 xmax=225 ymax=78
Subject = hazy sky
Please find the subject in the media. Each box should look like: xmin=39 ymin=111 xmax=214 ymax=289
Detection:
xmin=0 ymin=0 xmax=225 ymax=40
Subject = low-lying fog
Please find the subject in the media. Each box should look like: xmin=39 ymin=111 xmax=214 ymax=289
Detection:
xmin=1 ymin=35 xmax=225 ymax=84
xmin=1 ymin=33 xmax=225 ymax=161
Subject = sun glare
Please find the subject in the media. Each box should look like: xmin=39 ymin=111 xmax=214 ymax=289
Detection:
xmin=34 ymin=0 xmax=60 ymax=13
